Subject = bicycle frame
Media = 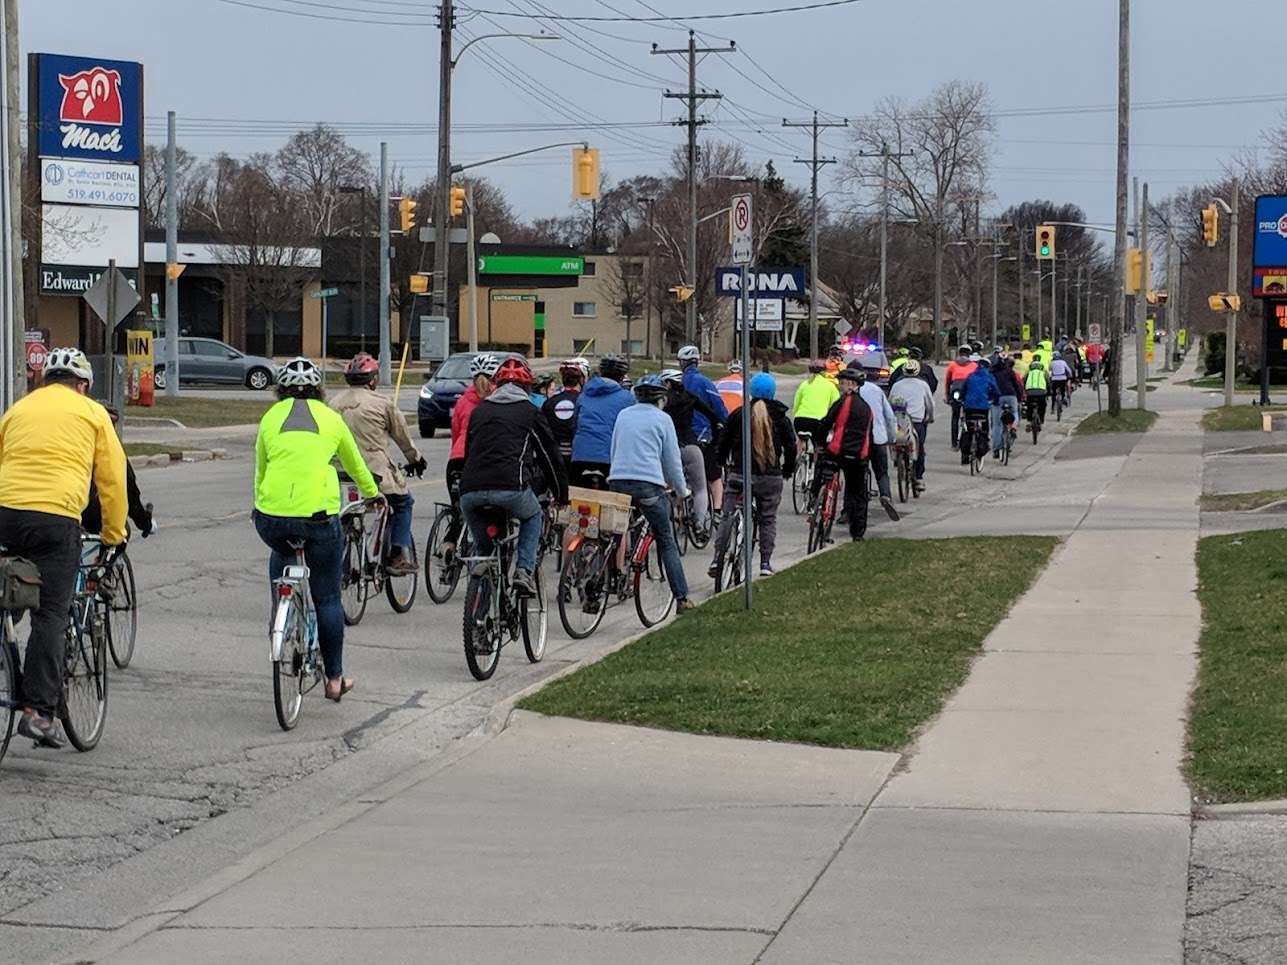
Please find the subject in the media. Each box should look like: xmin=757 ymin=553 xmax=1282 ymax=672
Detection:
xmin=461 ymin=519 xmax=521 ymax=634
xmin=270 ymin=548 xmax=313 ymax=664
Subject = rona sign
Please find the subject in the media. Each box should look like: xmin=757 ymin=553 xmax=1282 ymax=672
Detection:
xmin=35 ymin=53 xmax=142 ymax=164
xmin=715 ymin=267 xmax=806 ymax=297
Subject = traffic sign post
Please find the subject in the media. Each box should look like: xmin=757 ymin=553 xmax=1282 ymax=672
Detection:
xmin=730 ymin=193 xmax=753 ymax=611
xmin=82 ymin=261 xmax=141 ymax=408
xmin=311 ymin=287 xmax=340 ymax=378
xmin=1088 ymin=322 xmax=1103 ymax=344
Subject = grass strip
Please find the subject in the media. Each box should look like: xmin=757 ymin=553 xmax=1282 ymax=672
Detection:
xmin=124 ymin=442 xmax=180 ymax=457
xmin=521 ymin=536 xmax=1057 ymax=751
xmin=1076 ymin=410 xmax=1158 ymax=434
xmin=1200 ymin=490 xmax=1287 ymax=513
xmin=1188 ymin=529 xmax=1287 ymax=802
xmin=1202 ymin=406 xmax=1287 ymax=432
xmin=139 ymin=396 xmax=275 ymax=428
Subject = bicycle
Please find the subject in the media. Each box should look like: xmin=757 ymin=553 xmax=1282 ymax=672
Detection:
xmin=806 ymin=462 xmax=842 ymax=554
xmin=892 ymin=414 xmax=917 ymax=503
xmin=338 ymin=480 xmax=416 ymax=624
xmin=268 ymin=539 xmax=324 ymax=731
xmin=1027 ymin=399 xmax=1044 ymax=445
xmin=101 ymin=542 xmax=139 ymax=669
xmin=1000 ymin=402 xmax=1017 ymax=466
xmin=459 ymin=506 xmax=547 ymax=681
xmin=792 ymin=433 xmax=817 ymax=515
xmin=557 ymin=492 xmax=673 ymax=638
xmin=964 ymin=413 xmax=989 ymax=476
xmin=711 ymin=478 xmax=759 ymax=592
xmin=1051 ymin=383 xmax=1067 ymax=422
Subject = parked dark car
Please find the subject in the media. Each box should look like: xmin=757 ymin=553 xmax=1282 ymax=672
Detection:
xmin=153 ymin=337 xmax=278 ymax=390
xmin=417 ymin=350 xmax=526 ymax=438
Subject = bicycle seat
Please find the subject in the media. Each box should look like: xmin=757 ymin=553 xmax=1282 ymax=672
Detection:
xmin=580 ymin=470 xmax=608 ymax=491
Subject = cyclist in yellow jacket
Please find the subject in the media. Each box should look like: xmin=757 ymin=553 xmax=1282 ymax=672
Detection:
xmin=0 ymin=348 xmax=126 ymax=746
xmin=792 ymin=358 xmax=841 ymax=443
xmin=254 ymin=357 xmax=379 ymax=703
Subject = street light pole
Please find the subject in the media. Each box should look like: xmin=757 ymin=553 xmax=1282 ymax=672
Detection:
xmin=1109 ymin=0 xmax=1131 ymax=416
xmin=785 ymin=112 xmax=846 ymax=358
xmin=378 ymin=142 xmax=391 ymax=385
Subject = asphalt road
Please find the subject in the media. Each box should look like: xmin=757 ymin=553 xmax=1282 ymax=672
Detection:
xmin=0 ymin=368 xmax=1128 ymax=961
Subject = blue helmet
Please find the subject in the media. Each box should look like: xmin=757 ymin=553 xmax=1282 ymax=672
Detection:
xmin=750 ymin=372 xmax=776 ymax=400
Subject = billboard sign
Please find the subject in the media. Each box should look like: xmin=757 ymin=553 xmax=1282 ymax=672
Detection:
xmin=41 ymin=158 xmax=139 ymax=207
xmin=1253 ymin=195 xmax=1287 ymax=299
xmin=36 ymin=54 xmax=142 ymax=163
xmin=715 ymin=266 xmax=806 ymax=297
xmin=40 ymin=264 xmax=138 ymax=295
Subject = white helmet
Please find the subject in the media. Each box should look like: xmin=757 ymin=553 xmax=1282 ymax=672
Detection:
xmin=726 ymin=359 xmax=743 ymax=374
xmin=677 ymin=344 xmax=701 ymax=363
xmin=469 ymin=353 xmax=501 ymax=379
xmin=658 ymin=368 xmax=683 ymax=386
xmin=570 ymin=356 xmax=591 ymax=377
xmin=276 ymin=356 xmax=322 ymax=389
xmin=43 ymin=347 xmax=93 ymax=386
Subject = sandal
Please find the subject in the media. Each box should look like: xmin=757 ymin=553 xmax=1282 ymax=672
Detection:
xmin=325 ymin=677 xmax=355 ymax=702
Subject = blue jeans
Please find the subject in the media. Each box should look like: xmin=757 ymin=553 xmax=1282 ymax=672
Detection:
xmin=253 ymin=511 xmax=345 ymax=680
xmin=386 ymin=492 xmax=414 ymax=554
xmin=992 ymin=395 xmax=1018 ymax=452
xmin=610 ymin=479 xmax=689 ymax=601
xmin=461 ymin=489 xmax=542 ymax=572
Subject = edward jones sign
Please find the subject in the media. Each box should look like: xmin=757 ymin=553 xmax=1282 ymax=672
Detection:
xmin=36 ymin=53 xmax=142 ymax=164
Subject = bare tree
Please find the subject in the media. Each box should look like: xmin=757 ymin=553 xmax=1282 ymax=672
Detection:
xmin=602 ymin=257 xmax=647 ymax=360
xmin=141 ymin=142 xmax=200 ymax=230
xmin=845 ymin=80 xmax=995 ymax=357
xmin=275 ymin=124 xmax=373 ymax=237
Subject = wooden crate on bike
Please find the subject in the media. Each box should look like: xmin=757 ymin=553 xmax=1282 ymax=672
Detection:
xmin=560 ymin=486 xmax=633 ymax=539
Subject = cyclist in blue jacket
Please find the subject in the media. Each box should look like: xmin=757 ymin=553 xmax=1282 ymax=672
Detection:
xmin=569 ymin=354 xmax=633 ymax=488
xmin=959 ymin=358 xmax=1000 ymax=466
xmin=677 ymin=344 xmax=730 ymax=518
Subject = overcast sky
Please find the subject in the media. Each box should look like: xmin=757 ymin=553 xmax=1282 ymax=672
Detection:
xmin=20 ymin=0 xmax=1283 ymax=235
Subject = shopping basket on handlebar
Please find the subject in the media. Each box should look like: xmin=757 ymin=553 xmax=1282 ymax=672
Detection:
xmin=560 ymin=486 xmax=633 ymax=540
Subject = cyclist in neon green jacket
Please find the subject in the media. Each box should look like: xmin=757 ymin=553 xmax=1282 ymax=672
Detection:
xmin=254 ymin=357 xmax=379 ymax=703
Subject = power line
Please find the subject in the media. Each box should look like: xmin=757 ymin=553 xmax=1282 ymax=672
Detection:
xmin=458 ymin=0 xmax=864 ymax=20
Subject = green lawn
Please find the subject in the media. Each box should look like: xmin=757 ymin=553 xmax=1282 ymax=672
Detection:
xmin=133 ymin=395 xmax=275 ymax=428
xmin=123 ymin=442 xmax=180 ymax=457
xmin=521 ymin=536 xmax=1058 ymax=751
xmin=1076 ymin=410 xmax=1158 ymax=434
xmin=1188 ymin=530 xmax=1287 ymax=802
xmin=1201 ymin=406 xmax=1287 ymax=432
xmin=1200 ymin=490 xmax=1287 ymax=512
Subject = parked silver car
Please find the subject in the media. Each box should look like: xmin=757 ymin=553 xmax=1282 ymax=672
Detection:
xmin=153 ymin=337 xmax=279 ymax=391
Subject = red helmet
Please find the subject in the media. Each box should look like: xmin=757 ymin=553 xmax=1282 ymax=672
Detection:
xmin=494 ymin=358 xmax=534 ymax=387
xmin=344 ymin=352 xmax=379 ymax=385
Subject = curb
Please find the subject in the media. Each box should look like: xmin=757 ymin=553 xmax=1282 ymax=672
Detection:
xmin=1197 ymin=798 xmax=1287 ymax=819
xmin=128 ymin=448 xmax=228 ymax=471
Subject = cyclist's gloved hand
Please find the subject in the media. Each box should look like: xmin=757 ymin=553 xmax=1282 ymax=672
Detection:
xmin=405 ymin=456 xmax=427 ymax=478
xmin=140 ymin=505 xmax=154 ymax=538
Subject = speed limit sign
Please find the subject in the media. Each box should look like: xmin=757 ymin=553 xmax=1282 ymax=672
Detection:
xmin=24 ymin=333 xmax=47 ymax=375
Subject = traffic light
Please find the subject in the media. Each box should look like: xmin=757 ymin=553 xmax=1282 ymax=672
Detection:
xmin=572 ymin=147 xmax=600 ymax=201
xmin=450 ymin=186 xmax=466 ymax=219
xmin=409 ymin=274 xmax=429 ymax=295
xmin=1126 ymin=247 xmax=1146 ymax=295
xmin=1202 ymin=204 xmax=1220 ymax=247
xmin=399 ymin=197 xmax=417 ymax=233
xmin=1035 ymin=224 xmax=1056 ymax=260
xmin=669 ymin=285 xmax=694 ymax=302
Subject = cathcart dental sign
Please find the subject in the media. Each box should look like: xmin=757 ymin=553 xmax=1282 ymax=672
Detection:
xmin=35 ymin=53 xmax=142 ymax=164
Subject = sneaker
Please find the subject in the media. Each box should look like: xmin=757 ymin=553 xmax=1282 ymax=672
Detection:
xmin=992 ymin=450 xmax=1001 ymax=459
xmin=18 ymin=711 xmax=64 ymax=749
xmin=851 ymin=535 xmax=865 ymax=543
xmin=675 ymin=598 xmax=697 ymax=614
xmin=512 ymin=568 xmax=537 ymax=597
xmin=387 ymin=551 xmax=418 ymax=575
xmin=707 ymin=560 xmax=722 ymax=579
xmin=759 ymin=563 xmax=775 ymax=577
xmin=880 ymin=496 xmax=900 ymax=522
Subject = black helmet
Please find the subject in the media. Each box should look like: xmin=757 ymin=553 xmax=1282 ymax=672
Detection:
xmin=599 ymin=354 xmax=629 ymax=382
xmin=838 ymin=366 xmax=865 ymax=384
xmin=908 ymin=346 xmax=924 ymax=360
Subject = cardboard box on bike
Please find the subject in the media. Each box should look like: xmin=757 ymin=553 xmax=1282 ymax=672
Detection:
xmin=560 ymin=486 xmax=633 ymax=538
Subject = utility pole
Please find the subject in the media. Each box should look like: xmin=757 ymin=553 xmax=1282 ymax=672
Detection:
xmin=1017 ymin=244 xmax=1025 ymax=341
xmin=0 ymin=0 xmax=20 ymax=406
xmin=1136 ymin=181 xmax=1150 ymax=410
xmin=655 ymin=32 xmax=733 ymax=347
xmin=1109 ymin=0 xmax=1130 ymax=416
xmin=856 ymin=142 xmax=912 ymax=351
xmin=933 ymin=195 xmax=945 ymax=359
xmin=466 ymin=183 xmax=478 ymax=357
xmin=786 ymin=112 xmax=846 ymax=358
xmin=974 ymin=199 xmax=983 ymax=338
xmin=164 ymin=111 xmax=180 ymax=397
xmin=1075 ymin=265 xmax=1084 ymax=340
xmin=1050 ymin=247 xmax=1057 ymax=342
xmin=357 ymin=186 xmax=368 ymax=355
xmin=433 ymin=0 xmax=455 ymax=330
xmin=1224 ymin=178 xmax=1240 ymax=407
xmin=378 ymin=141 xmax=391 ymax=385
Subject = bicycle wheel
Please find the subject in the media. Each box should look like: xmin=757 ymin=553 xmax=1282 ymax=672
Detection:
xmin=339 ymin=526 xmax=367 ymax=626
xmin=1002 ymin=434 xmax=1012 ymax=466
xmin=557 ymin=540 xmax=609 ymax=639
xmin=425 ymin=507 xmax=466 ymax=605
xmin=715 ymin=515 xmax=743 ymax=593
xmin=104 ymin=552 xmax=137 ymax=669
xmin=0 ymin=632 xmax=16 ymax=765
xmin=1031 ymin=418 xmax=1040 ymax=445
xmin=272 ymin=593 xmax=306 ymax=731
xmin=463 ymin=573 xmax=501 ymax=680
xmin=385 ymin=544 xmax=419 ymax=614
xmin=896 ymin=452 xmax=910 ymax=503
xmin=792 ymin=458 xmax=811 ymax=515
xmin=1054 ymin=395 xmax=1064 ymax=422
xmin=672 ymin=499 xmax=687 ymax=557
xmin=634 ymin=534 xmax=674 ymax=626
xmin=60 ymin=605 xmax=108 ymax=751
xmin=521 ymin=566 xmax=548 ymax=662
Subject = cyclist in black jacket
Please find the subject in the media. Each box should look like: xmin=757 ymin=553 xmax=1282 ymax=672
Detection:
xmin=460 ymin=358 xmax=568 ymax=596
xmin=541 ymin=357 xmax=588 ymax=460
xmin=82 ymin=405 xmax=153 ymax=538
xmin=659 ymin=368 xmax=721 ymax=535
